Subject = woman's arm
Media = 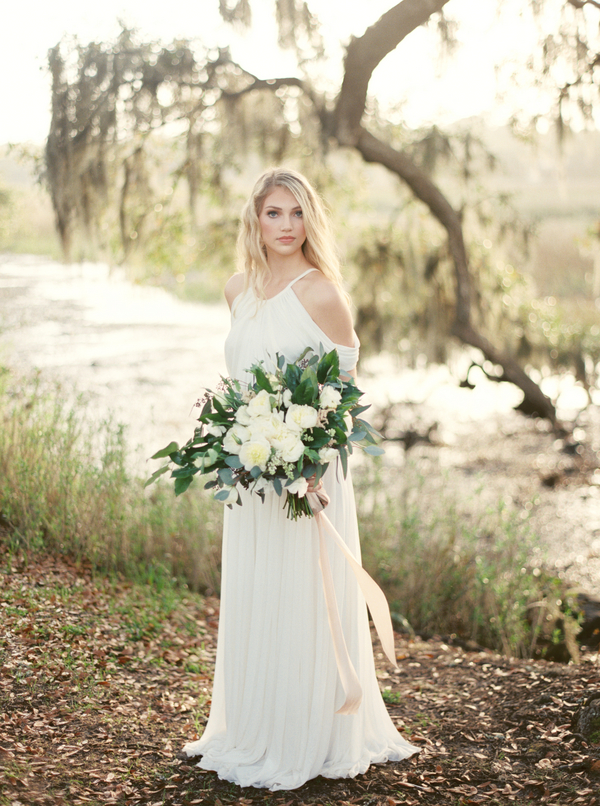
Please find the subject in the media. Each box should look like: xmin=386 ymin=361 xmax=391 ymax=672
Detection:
xmin=294 ymin=273 xmax=357 ymax=378
xmin=224 ymin=273 xmax=245 ymax=310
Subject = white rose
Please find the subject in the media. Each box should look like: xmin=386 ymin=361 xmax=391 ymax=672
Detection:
xmin=282 ymin=388 xmax=293 ymax=408
xmin=274 ymin=431 xmax=305 ymax=463
xmin=247 ymin=389 xmax=273 ymax=418
xmin=205 ymin=423 xmax=226 ymax=437
xmin=286 ymin=404 xmax=319 ymax=432
xmin=223 ymin=424 xmax=249 ymax=455
xmin=318 ymin=446 xmax=338 ymax=464
xmin=235 ymin=405 xmax=252 ymax=425
xmin=286 ymin=476 xmax=309 ymax=498
xmin=319 ymin=385 xmax=342 ymax=410
xmin=239 ymin=437 xmax=271 ymax=472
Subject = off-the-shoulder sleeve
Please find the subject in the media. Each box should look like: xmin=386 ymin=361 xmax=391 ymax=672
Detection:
xmin=332 ymin=333 xmax=360 ymax=372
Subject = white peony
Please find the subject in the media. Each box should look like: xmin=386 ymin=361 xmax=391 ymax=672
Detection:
xmin=273 ymin=431 xmax=305 ymax=463
xmin=286 ymin=476 xmax=309 ymax=497
xmin=319 ymin=385 xmax=342 ymax=410
xmin=318 ymin=446 xmax=338 ymax=464
xmin=247 ymin=389 xmax=273 ymax=418
xmin=235 ymin=405 xmax=252 ymax=425
xmin=223 ymin=424 xmax=249 ymax=454
xmin=205 ymin=423 xmax=226 ymax=437
xmin=239 ymin=437 xmax=271 ymax=472
xmin=248 ymin=411 xmax=284 ymax=442
xmin=286 ymin=404 xmax=319 ymax=432
xmin=282 ymin=388 xmax=293 ymax=408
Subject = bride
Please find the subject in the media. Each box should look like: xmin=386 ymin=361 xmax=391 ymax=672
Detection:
xmin=183 ymin=167 xmax=419 ymax=791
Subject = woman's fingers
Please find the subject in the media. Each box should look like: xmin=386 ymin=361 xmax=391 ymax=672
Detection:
xmin=306 ymin=474 xmax=323 ymax=494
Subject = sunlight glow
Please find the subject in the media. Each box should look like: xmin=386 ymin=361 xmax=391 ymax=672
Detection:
xmin=0 ymin=0 xmax=561 ymax=144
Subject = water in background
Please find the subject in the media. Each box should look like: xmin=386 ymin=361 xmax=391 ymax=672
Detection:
xmin=0 ymin=252 xmax=592 ymax=469
xmin=2 ymin=253 xmax=600 ymax=592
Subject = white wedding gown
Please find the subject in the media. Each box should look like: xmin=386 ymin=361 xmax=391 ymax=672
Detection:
xmin=183 ymin=269 xmax=418 ymax=790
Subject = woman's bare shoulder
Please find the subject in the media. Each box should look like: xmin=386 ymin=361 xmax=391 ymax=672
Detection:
xmin=294 ymin=271 xmax=354 ymax=347
xmin=224 ymin=273 xmax=245 ymax=308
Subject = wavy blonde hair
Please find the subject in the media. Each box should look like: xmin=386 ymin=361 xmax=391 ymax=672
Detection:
xmin=236 ymin=167 xmax=345 ymax=301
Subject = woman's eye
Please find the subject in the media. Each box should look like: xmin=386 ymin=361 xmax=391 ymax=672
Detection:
xmin=294 ymin=210 xmax=303 ymax=217
xmin=267 ymin=211 xmax=278 ymax=217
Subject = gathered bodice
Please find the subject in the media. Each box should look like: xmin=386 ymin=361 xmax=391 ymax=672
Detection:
xmin=224 ymin=270 xmax=359 ymax=384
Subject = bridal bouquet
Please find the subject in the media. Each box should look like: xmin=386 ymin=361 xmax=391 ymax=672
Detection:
xmin=145 ymin=347 xmax=383 ymax=520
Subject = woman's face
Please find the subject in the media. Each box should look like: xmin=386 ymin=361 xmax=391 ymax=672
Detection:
xmin=258 ymin=186 xmax=306 ymax=260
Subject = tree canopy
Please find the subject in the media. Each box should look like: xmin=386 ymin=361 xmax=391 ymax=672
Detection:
xmin=44 ymin=0 xmax=600 ymax=424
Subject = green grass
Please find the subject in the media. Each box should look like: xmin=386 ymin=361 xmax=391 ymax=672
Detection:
xmin=0 ymin=367 xmax=222 ymax=594
xmin=355 ymin=462 xmax=572 ymax=659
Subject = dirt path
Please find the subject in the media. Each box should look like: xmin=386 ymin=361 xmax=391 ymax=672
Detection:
xmin=1 ymin=550 xmax=599 ymax=806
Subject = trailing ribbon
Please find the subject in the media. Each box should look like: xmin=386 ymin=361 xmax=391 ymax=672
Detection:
xmin=307 ymin=490 xmax=398 ymax=716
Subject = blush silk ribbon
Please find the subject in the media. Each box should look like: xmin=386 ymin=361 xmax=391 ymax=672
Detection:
xmin=306 ymin=489 xmax=398 ymax=716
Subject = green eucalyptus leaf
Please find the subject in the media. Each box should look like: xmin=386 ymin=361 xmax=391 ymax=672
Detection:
xmin=253 ymin=365 xmax=274 ymax=393
xmin=350 ymin=404 xmax=371 ymax=417
xmin=338 ymin=445 xmax=348 ymax=478
xmin=212 ymin=396 xmax=227 ymax=417
xmin=284 ymin=363 xmax=302 ymax=391
xmin=171 ymin=466 xmax=194 ymax=478
xmin=363 ymin=444 xmax=385 ymax=456
xmin=151 ymin=441 xmax=179 ymax=460
xmin=317 ymin=349 xmax=340 ymax=384
xmin=174 ymin=476 xmax=194 ymax=496
xmin=143 ymin=464 xmax=170 ymax=488
xmin=292 ymin=377 xmax=317 ymax=405
xmin=348 ymin=429 xmax=367 ymax=442
xmin=218 ymin=467 xmax=236 ymax=486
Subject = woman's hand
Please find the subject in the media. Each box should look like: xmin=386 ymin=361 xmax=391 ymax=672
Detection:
xmin=306 ymin=474 xmax=323 ymax=494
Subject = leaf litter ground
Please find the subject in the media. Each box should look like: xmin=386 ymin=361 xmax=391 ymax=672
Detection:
xmin=1 ymin=550 xmax=599 ymax=806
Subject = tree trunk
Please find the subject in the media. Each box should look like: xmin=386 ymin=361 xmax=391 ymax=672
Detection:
xmin=332 ymin=1 xmax=558 ymax=425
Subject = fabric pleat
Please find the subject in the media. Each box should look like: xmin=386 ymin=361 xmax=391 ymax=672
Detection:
xmin=183 ymin=272 xmax=419 ymax=790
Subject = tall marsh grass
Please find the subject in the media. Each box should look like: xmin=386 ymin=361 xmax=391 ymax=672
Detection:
xmin=355 ymin=465 xmax=560 ymax=658
xmin=0 ymin=367 xmax=566 ymax=657
xmin=0 ymin=369 xmax=222 ymax=592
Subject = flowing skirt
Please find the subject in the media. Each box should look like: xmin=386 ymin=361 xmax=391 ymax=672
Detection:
xmin=183 ymin=464 xmax=419 ymax=791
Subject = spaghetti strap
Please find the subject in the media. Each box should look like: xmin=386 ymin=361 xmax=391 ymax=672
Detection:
xmin=287 ymin=268 xmax=318 ymax=289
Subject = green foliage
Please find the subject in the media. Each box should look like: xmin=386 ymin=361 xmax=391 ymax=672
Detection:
xmin=355 ymin=462 xmax=563 ymax=659
xmin=147 ymin=348 xmax=381 ymax=520
xmin=0 ymin=365 xmax=579 ymax=659
xmin=0 ymin=369 xmax=221 ymax=593
xmin=0 ymin=176 xmax=60 ymax=259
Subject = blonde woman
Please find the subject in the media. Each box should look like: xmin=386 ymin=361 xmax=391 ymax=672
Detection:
xmin=183 ymin=168 xmax=418 ymax=790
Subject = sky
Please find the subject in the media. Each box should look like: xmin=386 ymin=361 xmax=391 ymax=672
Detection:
xmin=0 ymin=0 xmax=549 ymax=145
